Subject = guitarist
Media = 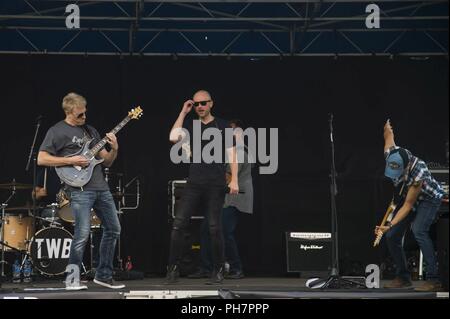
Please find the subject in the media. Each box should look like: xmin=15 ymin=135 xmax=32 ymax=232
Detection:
xmin=375 ymin=119 xmax=445 ymax=291
xmin=37 ymin=92 xmax=125 ymax=290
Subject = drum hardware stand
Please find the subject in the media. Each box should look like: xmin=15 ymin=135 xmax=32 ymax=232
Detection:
xmin=121 ymin=177 xmax=141 ymax=212
xmin=90 ymin=229 xmax=95 ymax=271
xmin=47 ymin=203 xmax=62 ymax=227
xmin=115 ymin=174 xmax=124 ymax=271
xmin=115 ymin=176 xmax=140 ymax=271
xmin=84 ymin=226 xmax=100 ymax=278
xmin=1 ymin=184 xmax=17 ymax=278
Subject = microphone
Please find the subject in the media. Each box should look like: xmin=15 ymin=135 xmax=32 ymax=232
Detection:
xmin=36 ymin=115 xmax=44 ymax=124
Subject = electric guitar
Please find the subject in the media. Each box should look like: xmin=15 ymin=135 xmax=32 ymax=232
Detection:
xmin=56 ymin=107 xmax=143 ymax=188
xmin=373 ymin=200 xmax=397 ymax=247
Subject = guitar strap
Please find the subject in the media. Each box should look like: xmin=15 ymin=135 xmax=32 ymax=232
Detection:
xmin=81 ymin=125 xmax=94 ymax=142
xmin=395 ymin=156 xmax=419 ymax=202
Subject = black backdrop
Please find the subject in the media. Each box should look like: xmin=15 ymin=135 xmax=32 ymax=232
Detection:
xmin=0 ymin=55 xmax=448 ymax=276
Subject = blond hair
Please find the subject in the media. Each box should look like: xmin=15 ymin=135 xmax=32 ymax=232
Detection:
xmin=62 ymin=92 xmax=86 ymax=114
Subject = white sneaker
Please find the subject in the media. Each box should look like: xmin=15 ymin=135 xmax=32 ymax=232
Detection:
xmin=93 ymin=278 xmax=125 ymax=289
xmin=65 ymin=284 xmax=88 ymax=291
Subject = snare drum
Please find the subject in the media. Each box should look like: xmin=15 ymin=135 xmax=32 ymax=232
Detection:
xmin=29 ymin=226 xmax=73 ymax=276
xmin=2 ymin=214 xmax=35 ymax=251
xmin=39 ymin=204 xmax=61 ymax=225
xmin=57 ymin=189 xmax=71 ymax=222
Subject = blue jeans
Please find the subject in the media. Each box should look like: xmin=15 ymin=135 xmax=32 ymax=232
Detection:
xmin=385 ymin=197 xmax=441 ymax=281
xmin=91 ymin=227 xmax=103 ymax=269
xmin=200 ymin=206 xmax=243 ymax=273
xmin=68 ymin=190 xmax=121 ymax=281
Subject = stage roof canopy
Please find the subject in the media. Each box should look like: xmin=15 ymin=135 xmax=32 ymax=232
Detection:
xmin=0 ymin=0 xmax=448 ymax=56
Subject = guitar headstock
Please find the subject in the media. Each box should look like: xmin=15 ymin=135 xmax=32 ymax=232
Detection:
xmin=128 ymin=106 xmax=143 ymax=120
xmin=373 ymin=232 xmax=383 ymax=247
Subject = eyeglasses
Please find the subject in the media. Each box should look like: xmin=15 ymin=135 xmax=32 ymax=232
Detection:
xmin=75 ymin=112 xmax=86 ymax=119
xmin=193 ymin=100 xmax=211 ymax=107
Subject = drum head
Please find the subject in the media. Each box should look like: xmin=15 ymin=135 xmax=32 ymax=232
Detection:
xmin=29 ymin=227 xmax=73 ymax=276
xmin=58 ymin=203 xmax=74 ymax=223
xmin=40 ymin=205 xmax=61 ymax=220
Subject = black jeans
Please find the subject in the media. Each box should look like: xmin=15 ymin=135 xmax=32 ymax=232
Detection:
xmin=168 ymin=182 xmax=226 ymax=269
xmin=200 ymin=206 xmax=243 ymax=273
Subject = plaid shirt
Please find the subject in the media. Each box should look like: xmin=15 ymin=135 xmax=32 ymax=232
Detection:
xmin=387 ymin=147 xmax=445 ymax=208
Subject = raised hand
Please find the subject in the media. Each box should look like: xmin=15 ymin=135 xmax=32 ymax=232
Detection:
xmin=384 ymin=119 xmax=394 ymax=138
xmin=383 ymin=119 xmax=396 ymax=150
xmin=181 ymin=100 xmax=194 ymax=115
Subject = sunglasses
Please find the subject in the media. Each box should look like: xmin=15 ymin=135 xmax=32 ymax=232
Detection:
xmin=193 ymin=100 xmax=211 ymax=107
xmin=75 ymin=112 xmax=87 ymax=119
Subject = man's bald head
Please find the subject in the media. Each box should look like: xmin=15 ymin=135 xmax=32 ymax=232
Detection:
xmin=193 ymin=90 xmax=212 ymax=101
xmin=192 ymin=90 xmax=214 ymax=119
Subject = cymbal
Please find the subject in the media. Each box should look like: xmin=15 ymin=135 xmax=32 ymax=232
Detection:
xmin=0 ymin=182 xmax=33 ymax=190
xmin=5 ymin=206 xmax=33 ymax=211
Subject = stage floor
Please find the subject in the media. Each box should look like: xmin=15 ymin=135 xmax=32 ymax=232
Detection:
xmin=1 ymin=277 xmax=448 ymax=299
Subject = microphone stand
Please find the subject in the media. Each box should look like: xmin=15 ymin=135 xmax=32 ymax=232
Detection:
xmin=309 ymin=114 xmax=365 ymax=289
xmin=25 ymin=116 xmax=42 ymax=218
xmin=321 ymin=113 xmax=342 ymax=287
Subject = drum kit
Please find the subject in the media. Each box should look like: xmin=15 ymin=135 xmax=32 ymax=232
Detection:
xmin=0 ymin=171 xmax=139 ymax=279
xmin=0 ymin=181 xmax=80 ymax=277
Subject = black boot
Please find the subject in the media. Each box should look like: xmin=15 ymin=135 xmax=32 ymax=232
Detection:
xmin=165 ymin=265 xmax=179 ymax=284
xmin=187 ymin=268 xmax=211 ymax=279
xmin=205 ymin=266 xmax=224 ymax=285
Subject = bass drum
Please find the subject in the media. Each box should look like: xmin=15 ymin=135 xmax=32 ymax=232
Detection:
xmin=29 ymin=227 xmax=73 ymax=276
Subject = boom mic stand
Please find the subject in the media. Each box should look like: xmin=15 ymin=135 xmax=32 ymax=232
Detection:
xmin=321 ymin=113 xmax=344 ymax=288
xmin=307 ymin=114 xmax=365 ymax=289
xmin=25 ymin=115 xmax=43 ymax=218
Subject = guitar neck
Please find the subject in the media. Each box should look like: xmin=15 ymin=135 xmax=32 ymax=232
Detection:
xmin=380 ymin=202 xmax=395 ymax=226
xmin=373 ymin=200 xmax=398 ymax=247
xmin=87 ymin=116 xmax=131 ymax=157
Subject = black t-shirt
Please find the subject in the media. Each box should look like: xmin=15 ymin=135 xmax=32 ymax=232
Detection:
xmin=39 ymin=120 xmax=109 ymax=191
xmin=184 ymin=117 xmax=232 ymax=186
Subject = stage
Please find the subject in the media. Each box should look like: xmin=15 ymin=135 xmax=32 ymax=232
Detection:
xmin=0 ymin=277 xmax=448 ymax=299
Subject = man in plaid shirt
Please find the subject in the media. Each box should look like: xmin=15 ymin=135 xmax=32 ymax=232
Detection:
xmin=375 ymin=120 xmax=445 ymax=291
